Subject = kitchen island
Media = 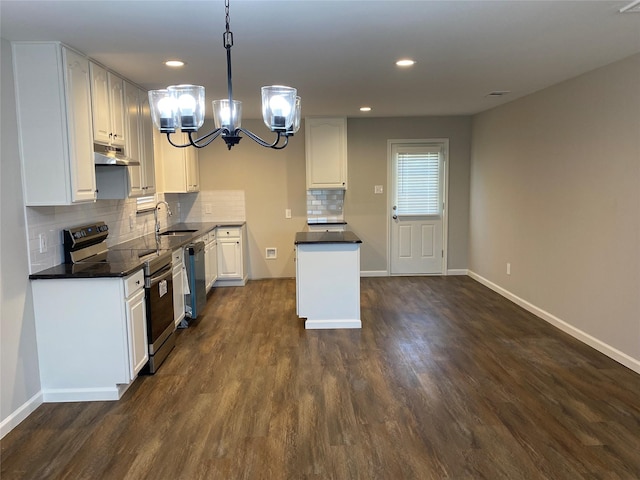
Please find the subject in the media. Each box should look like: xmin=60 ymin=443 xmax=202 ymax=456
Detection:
xmin=295 ymin=231 xmax=362 ymax=329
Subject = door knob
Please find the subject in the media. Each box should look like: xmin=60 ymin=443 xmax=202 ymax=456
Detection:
xmin=392 ymin=215 xmax=398 ymax=220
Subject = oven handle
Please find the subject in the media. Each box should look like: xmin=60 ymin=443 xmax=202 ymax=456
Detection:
xmin=147 ymin=265 xmax=172 ymax=288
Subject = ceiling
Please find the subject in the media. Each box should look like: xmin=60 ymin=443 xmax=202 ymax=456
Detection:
xmin=1 ymin=0 xmax=639 ymax=120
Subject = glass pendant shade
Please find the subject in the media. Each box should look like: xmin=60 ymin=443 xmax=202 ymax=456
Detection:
xmin=261 ymin=86 xmax=297 ymax=132
xmin=289 ymin=96 xmax=301 ymax=134
xmin=212 ymin=99 xmax=242 ymax=131
xmin=149 ymin=89 xmax=179 ymax=133
xmin=168 ymin=84 xmax=205 ymax=132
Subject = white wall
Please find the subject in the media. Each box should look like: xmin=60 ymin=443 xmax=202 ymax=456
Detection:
xmin=469 ymin=53 xmax=640 ymax=371
xmin=1 ymin=38 xmax=42 ymax=437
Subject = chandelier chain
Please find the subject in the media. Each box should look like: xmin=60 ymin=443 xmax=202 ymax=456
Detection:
xmin=223 ymin=0 xmax=233 ymax=49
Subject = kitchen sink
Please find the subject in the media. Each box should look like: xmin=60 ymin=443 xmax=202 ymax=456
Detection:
xmin=159 ymin=229 xmax=198 ymax=236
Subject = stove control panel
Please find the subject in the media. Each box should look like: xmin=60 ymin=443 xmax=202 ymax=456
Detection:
xmin=63 ymin=222 xmax=109 ymax=262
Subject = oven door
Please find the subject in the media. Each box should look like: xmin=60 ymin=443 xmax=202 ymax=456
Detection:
xmin=145 ymin=265 xmax=175 ymax=352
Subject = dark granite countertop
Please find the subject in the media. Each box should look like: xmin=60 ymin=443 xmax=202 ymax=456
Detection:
xmin=29 ymin=221 xmax=245 ymax=280
xmin=306 ymin=221 xmax=347 ymax=225
xmin=295 ymin=231 xmax=362 ymax=245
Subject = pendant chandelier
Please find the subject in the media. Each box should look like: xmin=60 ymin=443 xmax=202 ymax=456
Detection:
xmin=148 ymin=0 xmax=301 ymax=150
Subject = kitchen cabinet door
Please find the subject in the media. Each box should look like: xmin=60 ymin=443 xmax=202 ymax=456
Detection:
xmin=204 ymin=234 xmax=218 ymax=293
xmin=139 ymin=89 xmax=156 ymax=195
xmin=215 ymin=225 xmax=247 ymax=286
xmin=124 ymin=81 xmax=143 ymax=196
xmin=90 ymin=62 xmax=111 ymax=144
xmin=12 ymin=42 xmax=96 ymax=205
xmin=305 ymin=117 xmax=347 ymax=189
xmin=160 ymin=133 xmax=199 ymax=193
xmin=172 ymin=248 xmax=185 ymax=327
xmin=90 ymin=63 xmax=126 ymax=147
xmin=108 ymin=72 xmax=126 ymax=147
xmin=217 ymin=238 xmax=242 ymax=279
xmin=126 ymin=287 xmax=148 ymax=379
xmin=186 ymin=145 xmax=200 ymax=192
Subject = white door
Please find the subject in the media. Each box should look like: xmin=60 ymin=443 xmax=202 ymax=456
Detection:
xmin=389 ymin=142 xmax=446 ymax=275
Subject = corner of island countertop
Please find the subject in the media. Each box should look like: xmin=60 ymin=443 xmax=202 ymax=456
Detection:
xmin=295 ymin=231 xmax=362 ymax=244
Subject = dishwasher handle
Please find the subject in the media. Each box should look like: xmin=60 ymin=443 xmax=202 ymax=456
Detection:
xmin=146 ymin=264 xmax=172 ymax=288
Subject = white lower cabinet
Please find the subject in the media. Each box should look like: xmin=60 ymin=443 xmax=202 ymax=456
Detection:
xmin=30 ymin=269 xmax=148 ymax=402
xmin=296 ymin=242 xmax=361 ymax=329
xmin=172 ymin=247 xmax=186 ymax=328
xmin=126 ymin=282 xmax=148 ymax=378
xmin=215 ymin=225 xmax=248 ymax=287
xmin=204 ymin=231 xmax=218 ymax=293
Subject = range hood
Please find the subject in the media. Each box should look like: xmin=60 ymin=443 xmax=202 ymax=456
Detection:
xmin=94 ymin=143 xmax=140 ymax=166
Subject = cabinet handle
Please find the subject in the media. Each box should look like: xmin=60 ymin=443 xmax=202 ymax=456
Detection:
xmin=236 ymin=241 xmax=239 ymax=245
xmin=136 ymin=280 xmax=140 ymax=285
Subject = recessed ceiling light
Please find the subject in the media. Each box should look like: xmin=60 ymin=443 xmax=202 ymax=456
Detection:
xmin=164 ymin=60 xmax=185 ymax=67
xmin=396 ymin=59 xmax=416 ymax=67
xmin=360 ymin=107 xmax=372 ymax=112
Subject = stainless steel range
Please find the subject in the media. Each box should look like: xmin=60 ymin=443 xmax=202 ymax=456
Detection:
xmin=63 ymin=222 xmax=176 ymax=374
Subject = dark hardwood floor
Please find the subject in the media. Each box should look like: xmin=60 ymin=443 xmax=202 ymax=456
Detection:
xmin=2 ymin=276 xmax=640 ymax=479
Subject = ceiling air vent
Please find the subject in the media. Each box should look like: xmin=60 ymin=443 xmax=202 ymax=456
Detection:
xmin=620 ymin=0 xmax=640 ymax=13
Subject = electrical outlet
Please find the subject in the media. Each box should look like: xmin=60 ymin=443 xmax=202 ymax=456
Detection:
xmin=506 ymin=263 xmax=511 ymax=275
xmin=285 ymin=209 xmax=292 ymax=219
xmin=39 ymin=233 xmax=47 ymax=253
xmin=374 ymin=185 xmax=383 ymax=194
xmin=204 ymin=204 xmax=212 ymax=214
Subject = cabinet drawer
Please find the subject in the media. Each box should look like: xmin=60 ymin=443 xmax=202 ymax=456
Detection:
xmin=124 ymin=269 xmax=144 ymax=298
xmin=172 ymin=247 xmax=184 ymax=266
xmin=217 ymin=227 xmax=240 ymax=239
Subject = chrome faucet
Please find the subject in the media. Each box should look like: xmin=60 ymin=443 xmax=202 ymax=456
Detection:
xmin=154 ymin=200 xmax=172 ymax=234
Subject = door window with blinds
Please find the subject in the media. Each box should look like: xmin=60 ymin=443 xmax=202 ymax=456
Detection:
xmin=394 ymin=145 xmax=442 ymax=217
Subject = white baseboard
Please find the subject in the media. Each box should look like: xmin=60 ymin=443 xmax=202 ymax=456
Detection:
xmin=41 ymin=386 xmax=125 ymax=403
xmin=447 ymin=269 xmax=468 ymax=275
xmin=360 ymin=270 xmax=388 ymax=277
xmin=305 ymin=319 xmax=362 ymax=329
xmin=0 ymin=390 xmax=43 ymax=439
xmin=468 ymin=270 xmax=640 ymax=375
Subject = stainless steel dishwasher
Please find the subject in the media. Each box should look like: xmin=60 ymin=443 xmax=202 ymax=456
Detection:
xmin=182 ymin=241 xmax=207 ymax=326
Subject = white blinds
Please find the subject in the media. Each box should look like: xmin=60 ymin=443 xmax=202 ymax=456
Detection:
xmin=396 ymin=147 xmax=441 ymax=216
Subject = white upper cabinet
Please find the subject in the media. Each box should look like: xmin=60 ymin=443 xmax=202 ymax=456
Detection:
xmin=122 ymin=81 xmax=155 ymax=197
xmin=124 ymin=80 xmax=143 ymax=196
xmin=160 ymin=133 xmax=199 ymax=193
xmin=90 ymin=63 xmax=126 ymax=147
xmin=12 ymin=42 xmax=97 ymax=205
xmin=139 ymin=90 xmax=156 ymax=195
xmin=305 ymin=117 xmax=348 ymax=189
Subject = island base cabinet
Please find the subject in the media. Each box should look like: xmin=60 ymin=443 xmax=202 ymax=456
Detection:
xmin=296 ymin=243 xmax=361 ymax=329
xmin=31 ymin=271 xmax=147 ymax=402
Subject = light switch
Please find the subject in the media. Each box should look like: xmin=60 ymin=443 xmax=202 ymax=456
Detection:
xmin=374 ymin=185 xmax=383 ymax=194
xmin=285 ymin=209 xmax=292 ymax=219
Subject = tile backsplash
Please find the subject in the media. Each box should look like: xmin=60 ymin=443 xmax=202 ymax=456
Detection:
xmin=307 ymin=189 xmax=344 ymax=223
xmin=180 ymin=190 xmax=246 ymax=223
xmin=25 ymin=190 xmax=245 ymax=274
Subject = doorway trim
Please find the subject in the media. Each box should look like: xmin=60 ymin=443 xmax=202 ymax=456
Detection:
xmin=387 ymin=138 xmax=449 ymax=276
